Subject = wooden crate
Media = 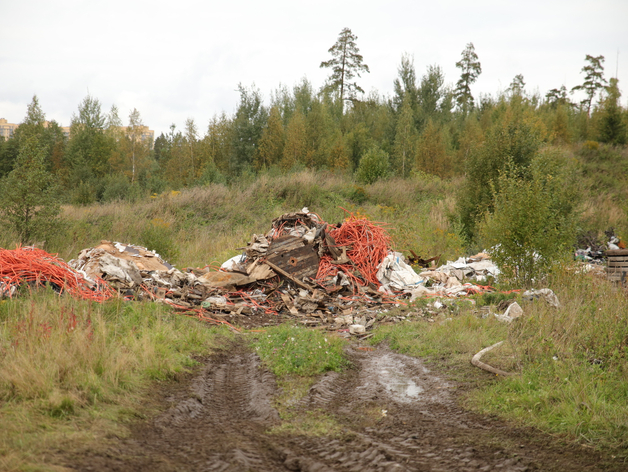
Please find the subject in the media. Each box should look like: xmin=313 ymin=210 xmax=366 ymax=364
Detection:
xmin=607 ymin=249 xmax=628 ymax=283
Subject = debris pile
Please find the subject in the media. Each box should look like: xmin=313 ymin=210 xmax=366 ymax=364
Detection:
xmin=0 ymin=246 xmax=114 ymax=301
xmin=405 ymin=252 xmax=500 ymax=300
xmin=1 ymin=209 xmax=577 ymax=334
xmin=60 ymin=210 xmax=402 ymax=333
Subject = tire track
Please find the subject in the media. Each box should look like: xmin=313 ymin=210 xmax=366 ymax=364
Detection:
xmin=63 ymin=342 xmax=622 ymax=471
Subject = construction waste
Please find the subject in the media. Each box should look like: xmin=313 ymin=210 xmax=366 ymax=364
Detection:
xmin=0 ymin=208 xmax=586 ymax=334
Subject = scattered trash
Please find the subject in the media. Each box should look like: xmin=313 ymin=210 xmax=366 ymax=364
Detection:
xmin=471 ymin=341 xmax=512 ymax=377
xmin=2 ymin=208 xmax=590 ymax=333
xmin=606 ymin=249 xmax=628 ymax=285
xmin=522 ymin=288 xmax=560 ymax=308
xmin=494 ymin=301 xmax=524 ymax=323
xmin=377 ymin=251 xmax=423 ymax=291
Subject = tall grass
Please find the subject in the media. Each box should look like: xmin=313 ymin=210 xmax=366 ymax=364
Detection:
xmin=0 ymin=288 xmax=232 ymax=470
xmin=6 ymin=170 xmax=466 ymax=268
xmin=469 ymin=270 xmax=628 ymax=455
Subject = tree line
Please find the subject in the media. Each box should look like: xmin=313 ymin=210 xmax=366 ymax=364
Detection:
xmin=0 ymin=28 xmax=626 ymax=210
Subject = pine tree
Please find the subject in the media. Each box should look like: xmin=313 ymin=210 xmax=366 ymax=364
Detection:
xmin=0 ymin=137 xmax=61 ymax=244
xmin=454 ymin=43 xmax=482 ymax=114
xmin=571 ymin=55 xmax=607 ymax=116
xmin=320 ymin=27 xmax=370 ymax=108
xmin=597 ymin=78 xmax=627 ymax=145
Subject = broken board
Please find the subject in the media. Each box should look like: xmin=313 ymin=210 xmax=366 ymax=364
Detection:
xmin=266 ymin=235 xmax=320 ymax=281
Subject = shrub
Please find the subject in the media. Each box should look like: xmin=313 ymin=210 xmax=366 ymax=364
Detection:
xmin=457 ymin=111 xmax=545 ymax=243
xmin=0 ymin=137 xmax=61 ymax=244
xmin=479 ymin=148 xmax=579 ymax=286
xmin=356 ymin=146 xmax=390 ymax=184
xmin=140 ymin=218 xmax=179 ymax=263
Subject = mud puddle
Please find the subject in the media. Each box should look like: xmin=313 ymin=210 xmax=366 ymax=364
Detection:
xmin=60 ymin=341 xmax=624 ymax=471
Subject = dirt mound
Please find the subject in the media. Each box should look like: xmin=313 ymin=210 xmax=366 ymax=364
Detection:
xmin=60 ymin=343 xmax=623 ymax=471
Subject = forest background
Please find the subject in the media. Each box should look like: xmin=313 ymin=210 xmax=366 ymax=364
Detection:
xmin=1 ymin=30 xmax=627 ymax=259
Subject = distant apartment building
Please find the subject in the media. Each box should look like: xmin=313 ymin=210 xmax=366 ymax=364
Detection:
xmin=119 ymin=125 xmax=155 ymax=147
xmin=0 ymin=118 xmax=154 ymax=147
xmin=0 ymin=118 xmax=19 ymax=140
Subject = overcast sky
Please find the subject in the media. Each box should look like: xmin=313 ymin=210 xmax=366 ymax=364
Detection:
xmin=2 ymin=0 xmax=627 ymax=137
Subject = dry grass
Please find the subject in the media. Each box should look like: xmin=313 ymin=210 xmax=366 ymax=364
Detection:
xmin=22 ymin=170 xmax=468 ymax=267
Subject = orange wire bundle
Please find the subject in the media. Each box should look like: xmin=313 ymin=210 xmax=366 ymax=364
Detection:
xmin=0 ymin=246 xmax=114 ymax=302
xmin=316 ymin=213 xmax=392 ymax=287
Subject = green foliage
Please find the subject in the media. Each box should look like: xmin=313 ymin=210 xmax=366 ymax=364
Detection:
xmin=65 ymin=95 xmax=113 ymax=182
xmin=596 ymin=78 xmax=627 ymax=145
xmin=0 ymin=137 xmax=61 ymax=244
xmin=101 ymin=173 xmax=133 ymax=202
xmin=479 ymin=148 xmax=579 ymax=286
xmin=255 ymin=105 xmax=285 ymax=170
xmin=140 ymin=218 xmax=180 ymax=263
xmin=418 ymin=64 xmax=451 ymax=126
xmin=457 ymin=111 xmax=545 ymax=243
xmin=252 ymin=324 xmax=347 ymax=377
xmin=196 ymin=160 xmax=226 ymax=186
xmin=392 ymin=93 xmax=417 ymax=177
xmin=356 ymin=146 xmax=390 ymax=184
xmin=230 ymin=85 xmax=268 ymax=175
xmin=415 ymin=119 xmax=451 ymax=178
xmin=392 ymin=54 xmax=419 ymax=115
xmin=320 ymin=27 xmax=370 ymax=105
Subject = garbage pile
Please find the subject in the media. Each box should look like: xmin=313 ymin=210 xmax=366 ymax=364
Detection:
xmin=1 ymin=209 xmax=529 ymax=333
xmin=64 ymin=210 xmax=410 ymax=332
xmin=405 ymin=252 xmax=500 ymax=301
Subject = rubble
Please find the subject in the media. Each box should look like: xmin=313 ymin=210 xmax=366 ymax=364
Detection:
xmin=522 ymin=288 xmax=560 ymax=308
xmin=59 ymin=210 xmax=509 ymax=332
xmin=3 ymin=209 xmax=574 ymax=334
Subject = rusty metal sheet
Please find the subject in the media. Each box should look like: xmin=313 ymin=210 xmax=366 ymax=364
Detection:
xmin=266 ymin=235 xmax=320 ymax=281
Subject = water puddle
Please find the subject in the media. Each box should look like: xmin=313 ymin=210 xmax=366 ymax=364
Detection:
xmin=378 ymin=368 xmax=424 ymax=398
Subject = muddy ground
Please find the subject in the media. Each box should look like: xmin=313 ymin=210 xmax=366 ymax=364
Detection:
xmin=59 ymin=340 xmax=624 ymax=471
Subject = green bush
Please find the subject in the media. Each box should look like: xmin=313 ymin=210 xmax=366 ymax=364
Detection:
xmin=101 ymin=174 xmax=133 ymax=202
xmin=140 ymin=218 xmax=180 ymax=263
xmin=356 ymin=146 xmax=390 ymax=184
xmin=479 ymin=148 xmax=579 ymax=286
xmin=457 ymin=112 xmax=544 ymax=243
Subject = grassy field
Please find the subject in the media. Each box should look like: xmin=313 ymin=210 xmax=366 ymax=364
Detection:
xmin=0 ymin=289 xmax=234 ymax=471
xmin=1 ymin=163 xmax=627 ymax=467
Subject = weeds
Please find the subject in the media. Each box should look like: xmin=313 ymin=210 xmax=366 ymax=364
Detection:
xmin=0 ymin=289 xmax=232 ymax=470
xmin=251 ymin=323 xmax=348 ymax=377
xmin=251 ymin=324 xmax=349 ymax=436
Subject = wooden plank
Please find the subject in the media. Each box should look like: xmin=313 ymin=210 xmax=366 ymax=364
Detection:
xmin=266 ymin=235 xmax=320 ymax=282
xmin=266 ymin=261 xmax=314 ymax=291
xmin=607 ymin=249 xmax=628 ymax=256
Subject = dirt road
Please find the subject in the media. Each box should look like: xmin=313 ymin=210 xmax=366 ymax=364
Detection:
xmin=62 ymin=342 xmax=622 ymax=471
